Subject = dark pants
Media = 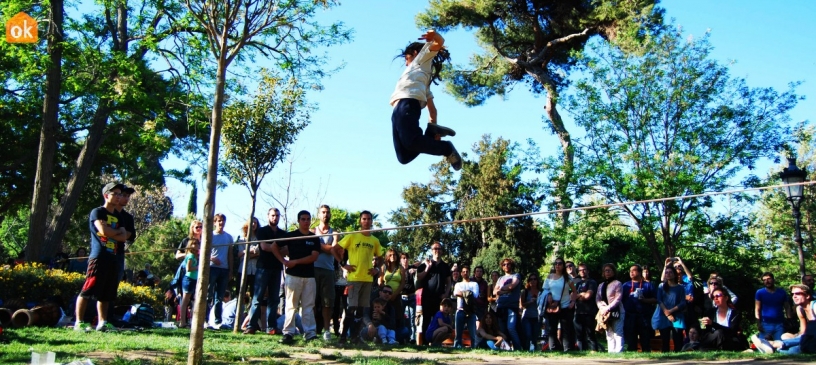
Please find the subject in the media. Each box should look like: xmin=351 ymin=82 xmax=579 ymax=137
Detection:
xmin=574 ymin=312 xmax=599 ymax=351
xmin=520 ymin=316 xmax=540 ymax=351
xmin=247 ymin=267 xmax=282 ymax=331
xmin=660 ymin=327 xmax=683 ymax=352
xmin=624 ymin=311 xmax=652 ymax=352
xmin=546 ymin=307 xmax=575 ymax=351
xmin=208 ymin=267 xmax=230 ymax=324
xmin=332 ymin=285 xmax=347 ymax=335
xmin=391 ymin=98 xmax=453 ymax=164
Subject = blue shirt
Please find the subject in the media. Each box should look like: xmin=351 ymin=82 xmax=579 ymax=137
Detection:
xmin=755 ymin=287 xmax=789 ymax=324
xmin=425 ymin=310 xmax=451 ymax=341
xmin=621 ymin=280 xmax=656 ymax=314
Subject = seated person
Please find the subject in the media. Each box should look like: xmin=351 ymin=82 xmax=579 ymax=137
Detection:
xmin=425 ymin=298 xmax=454 ymax=346
xmin=476 ymin=311 xmax=507 ymax=350
xmin=700 ymin=288 xmax=747 ymax=351
xmin=364 ymin=297 xmax=398 ymax=344
xmin=752 ymin=284 xmax=814 ymax=354
xmin=681 ymin=327 xmax=701 ymax=351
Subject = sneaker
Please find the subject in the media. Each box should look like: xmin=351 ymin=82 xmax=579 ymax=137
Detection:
xmin=73 ymin=322 xmax=92 ymax=332
xmin=447 ymin=145 xmax=462 ymax=171
xmin=280 ymin=334 xmax=294 ymax=345
xmin=96 ymin=322 xmax=117 ymax=332
xmin=323 ymin=330 xmax=332 ymax=341
xmin=751 ymin=334 xmax=774 ymax=354
xmin=387 ymin=339 xmax=399 ymax=345
xmin=427 ymin=123 xmax=456 ymax=137
xmin=267 ymin=328 xmax=278 ymax=336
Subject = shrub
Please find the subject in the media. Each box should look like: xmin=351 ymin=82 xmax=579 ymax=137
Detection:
xmin=0 ymin=263 xmax=162 ymax=310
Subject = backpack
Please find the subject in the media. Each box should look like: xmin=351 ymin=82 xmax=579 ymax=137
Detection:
xmin=461 ymin=290 xmax=475 ymax=315
xmin=126 ymin=304 xmax=155 ymax=328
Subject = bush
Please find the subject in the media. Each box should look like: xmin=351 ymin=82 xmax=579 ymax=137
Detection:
xmin=0 ymin=263 xmax=162 ymax=310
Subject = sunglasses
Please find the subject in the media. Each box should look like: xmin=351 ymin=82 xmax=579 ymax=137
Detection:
xmin=712 ymin=294 xmax=724 ymax=298
xmin=708 ymin=282 xmax=719 ymax=286
xmin=793 ymin=292 xmax=806 ymax=296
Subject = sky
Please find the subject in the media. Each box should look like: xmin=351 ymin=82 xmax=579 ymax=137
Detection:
xmin=163 ymin=0 xmax=816 ymax=236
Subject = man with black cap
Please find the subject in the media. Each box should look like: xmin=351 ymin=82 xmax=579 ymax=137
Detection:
xmin=74 ymin=182 xmax=132 ymax=332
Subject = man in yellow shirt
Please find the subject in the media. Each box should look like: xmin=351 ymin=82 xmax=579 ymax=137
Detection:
xmin=333 ymin=211 xmax=382 ymax=346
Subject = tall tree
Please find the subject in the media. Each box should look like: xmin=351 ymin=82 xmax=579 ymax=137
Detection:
xmin=26 ymin=0 xmax=64 ymax=262
xmin=417 ymin=0 xmax=662 ymax=229
xmin=221 ymin=70 xmax=311 ymax=332
xmin=568 ymin=28 xmax=800 ymax=266
xmin=181 ymin=0 xmax=350 ymax=361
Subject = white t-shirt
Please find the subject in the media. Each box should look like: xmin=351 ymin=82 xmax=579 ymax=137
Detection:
xmin=453 ymin=281 xmax=480 ymax=310
xmin=389 ymin=42 xmax=437 ymax=108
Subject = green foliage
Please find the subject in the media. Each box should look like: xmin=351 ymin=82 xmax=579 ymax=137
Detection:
xmin=126 ymin=216 xmax=196 ymax=284
xmin=567 ymin=27 xmax=800 ymax=264
xmin=0 ymin=207 xmax=29 ymax=261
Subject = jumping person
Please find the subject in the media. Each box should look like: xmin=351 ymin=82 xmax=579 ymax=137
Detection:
xmin=389 ymin=29 xmax=462 ymax=171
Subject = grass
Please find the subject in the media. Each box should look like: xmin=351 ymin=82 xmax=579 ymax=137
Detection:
xmin=2 ymin=327 xmax=815 ymax=364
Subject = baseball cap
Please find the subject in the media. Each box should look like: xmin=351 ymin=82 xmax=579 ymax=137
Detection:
xmin=102 ymin=182 xmax=126 ymax=195
xmin=122 ymin=185 xmax=136 ymax=194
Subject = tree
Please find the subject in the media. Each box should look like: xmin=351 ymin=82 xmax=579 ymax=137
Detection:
xmin=567 ymin=28 xmax=800 ymax=266
xmin=182 ymin=0 xmax=350 ymax=361
xmin=417 ymin=0 xmax=662 ymax=229
xmin=221 ymin=70 xmax=311 ymax=332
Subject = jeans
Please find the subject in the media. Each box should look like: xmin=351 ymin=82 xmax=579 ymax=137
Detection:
xmin=778 ymin=336 xmax=802 ymax=354
xmin=497 ymin=307 xmax=522 ymax=351
xmin=624 ymin=311 xmax=653 ymax=352
xmin=455 ymin=310 xmax=479 ymax=348
xmin=521 ymin=316 xmax=540 ymax=351
xmin=283 ymin=275 xmax=317 ymax=338
xmin=247 ymin=267 xmax=282 ymax=331
xmin=574 ymin=312 xmax=599 ymax=351
xmin=402 ymin=295 xmax=416 ymax=341
xmin=605 ymin=314 xmax=625 ymax=353
xmin=391 ymin=99 xmax=454 ymax=164
xmin=207 ymin=267 xmax=229 ymax=324
xmin=761 ymin=321 xmax=786 ymax=341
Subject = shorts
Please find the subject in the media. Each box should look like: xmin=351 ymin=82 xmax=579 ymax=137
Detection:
xmin=347 ymin=281 xmax=372 ymax=307
xmin=314 ymin=268 xmax=335 ymax=307
xmin=182 ymin=276 xmax=197 ymax=294
xmin=79 ymin=258 xmax=119 ymax=302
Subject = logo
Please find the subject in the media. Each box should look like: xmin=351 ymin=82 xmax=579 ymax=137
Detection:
xmin=5 ymin=12 xmax=38 ymax=43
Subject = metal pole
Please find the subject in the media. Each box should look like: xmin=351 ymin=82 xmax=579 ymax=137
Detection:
xmin=793 ymin=203 xmax=806 ymax=279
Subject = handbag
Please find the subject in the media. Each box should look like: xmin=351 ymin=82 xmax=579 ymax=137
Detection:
xmin=546 ymin=278 xmax=568 ymax=314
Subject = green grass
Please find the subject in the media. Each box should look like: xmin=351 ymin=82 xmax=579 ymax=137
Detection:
xmin=2 ymin=327 xmax=816 ymax=364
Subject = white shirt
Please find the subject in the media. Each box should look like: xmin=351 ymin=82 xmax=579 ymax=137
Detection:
xmin=389 ymin=42 xmax=436 ymax=108
xmin=453 ymin=281 xmax=480 ymax=310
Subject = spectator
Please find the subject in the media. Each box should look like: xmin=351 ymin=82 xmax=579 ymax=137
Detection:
xmin=400 ymin=252 xmax=419 ymax=342
xmin=415 ymin=241 xmax=452 ymax=345
xmin=476 ymin=311 xmax=507 ymax=350
xmin=176 ymin=220 xmax=203 ymax=260
xmin=273 ymin=210 xmax=321 ymax=344
xmin=520 ymin=273 xmax=541 ymax=352
xmin=74 ymin=182 xmax=130 ymax=332
xmin=245 ymin=208 xmax=286 ymax=335
xmin=681 ymin=327 xmax=701 ymax=351
xmin=803 ymin=274 xmax=815 ymax=294
xmin=642 ymin=265 xmax=652 ymax=283
xmin=495 ymin=258 xmax=522 ymax=351
xmin=312 ymin=205 xmax=342 ymax=341
xmin=208 ymin=290 xmax=238 ymax=330
xmin=704 ymin=276 xmax=739 ymax=311
xmin=753 ymin=284 xmax=814 ymax=354
xmin=333 ymin=210 xmax=383 ymax=346
xmin=116 ymin=185 xmax=137 ymax=283
xmin=333 ymin=250 xmax=350 ymax=336
xmin=365 ymin=297 xmax=398 ymax=344
xmin=573 ymin=263 xmax=599 ymax=351
xmin=68 ymin=247 xmax=89 ymax=274
xmin=178 ymin=238 xmax=199 ymax=328
xmin=622 ymin=264 xmax=657 ymax=352
xmin=755 ymin=272 xmax=793 ymax=341
xmin=661 ymin=257 xmax=696 ymax=330
xmin=654 ymin=264 xmax=686 ymax=352
xmin=471 ymin=266 xmax=489 ymax=327
xmin=236 ymin=217 xmax=260 ymax=299
xmin=542 ymin=258 xmax=577 ymax=352
xmin=596 ymin=263 xmax=624 ymax=353
xmin=425 ymin=298 xmax=455 ymax=346
xmin=700 ymin=288 xmax=746 ymax=351
xmin=453 ymin=265 xmax=480 ymax=349
xmin=488 ymin=270 xmax=500 ymax=313
xmin=207 ymin=213 xmax=234 ymax=329
xmin=565 ymin=261 xmax=580 ymax=284
xmin=379 ymin=248 xmax=406 ymax=342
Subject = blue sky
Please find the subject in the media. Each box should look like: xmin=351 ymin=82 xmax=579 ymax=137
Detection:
xmin=164 ymin=0 xmax=816 ymax=235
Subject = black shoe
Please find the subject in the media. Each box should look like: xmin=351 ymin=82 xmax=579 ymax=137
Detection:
xmin=304 ymin=335 xmax=318 ymax=343
xmin=427 ymin=123 xmax=456 ymax=137
xmin=447 ymin=145 xmax=462 ymax=171
xmin=279 ymin=334 xmax=294 ymax=345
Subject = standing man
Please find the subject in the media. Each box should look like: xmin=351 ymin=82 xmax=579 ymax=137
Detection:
xmin=208 ymin=213 xmax=234 ymax=328
xmin=74 ymin=183 xmax=130 ymax=331
xmin=755 ymin=272 xmax=793 ymax=341
xmin=400 ymin=252 xmax=418 ymax=343
xmin=573 ymin=263 xmax=599 ymax=351
xmin=313 ymin=204 xmax=343 ymax=341
xmin=245 ymin=208 xmax=285 ymax=334
xmin=622 ymin=264 xmax=657 ymax=352
xmin=332 ymin=210 xmax=383 ymax=346
xmin=453 ymin=265 xmax=480 ymax=349
xmin=273 ymin=210 xmax=321 ymax=344
xmin=416 ymin=241 xmax=452 ymax=345
xmin=115 ymin=186 xmax=137 ymax=282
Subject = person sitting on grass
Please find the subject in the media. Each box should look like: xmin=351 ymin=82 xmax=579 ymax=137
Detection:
xmin=476 ymin=311 xmax=507 ymax=350
xmin=752 ymin=284 xmax=814 ymax=354
xmin=364 ymin=297 xmax=398 ymax=345
xmin=699 ymin=288 xmax=747 ymax=351
xmin=425 ymin=298 xmax=455 ymax=346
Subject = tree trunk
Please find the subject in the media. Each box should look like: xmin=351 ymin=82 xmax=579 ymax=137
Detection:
xmin=536 ymin=74 xmax=574 ymax=229
xmin=43 ymin=103 xmax=112 ymax=252
xmin=189 ymin=56 xmax=228 ymax=365
xmin=27 ymin=0 xmax=64 ymax=263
